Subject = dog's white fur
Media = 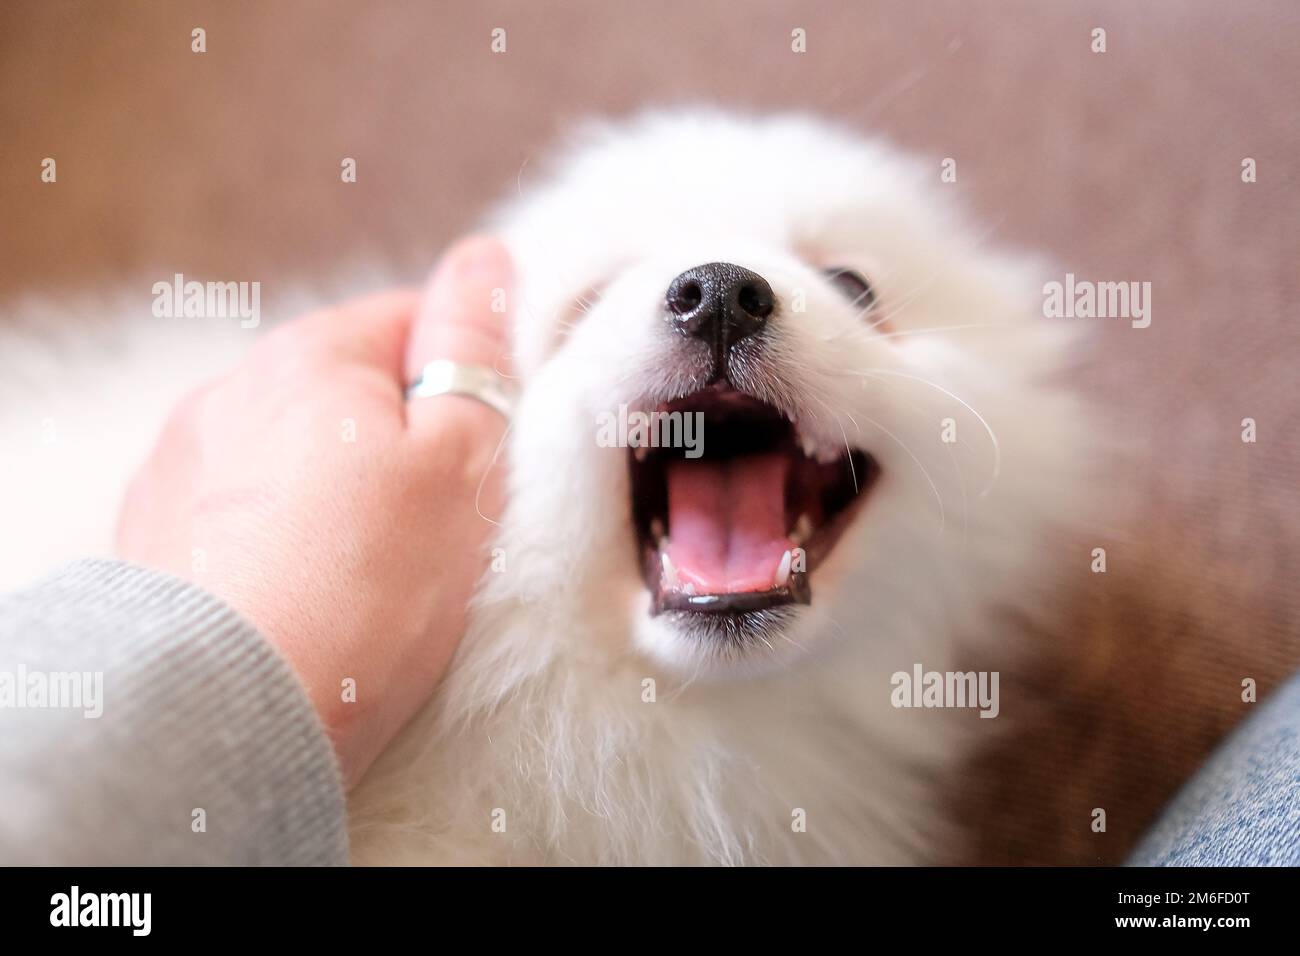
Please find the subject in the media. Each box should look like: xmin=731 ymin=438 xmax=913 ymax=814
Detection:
xmin=0 ymin=111 xmax=1093 ymax=864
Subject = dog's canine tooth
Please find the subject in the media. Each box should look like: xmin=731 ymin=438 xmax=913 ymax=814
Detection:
xmin=800 ymin=434 xmax=818 ymax=459
xmin=650 ymin=518 xmax=665 ymax=543
xmin=775 ymin=549 xmax=793 ymax=588
xmin=634 ymin=445 xmax=649 ymax=463
xmin=660 ymin=551 xmax=680 ymax=589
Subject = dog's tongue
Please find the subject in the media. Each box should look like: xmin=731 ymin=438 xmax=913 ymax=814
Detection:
xmin=665 ymin=453 xmax=793 ymax=593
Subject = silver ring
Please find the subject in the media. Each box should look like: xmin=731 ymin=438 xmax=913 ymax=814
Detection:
xmin=405 ymin=359 xmax=515 ymax=420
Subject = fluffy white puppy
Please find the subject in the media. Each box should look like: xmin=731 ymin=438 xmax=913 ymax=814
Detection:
xmin=347 ymin=111 xmax=1093 ymax=865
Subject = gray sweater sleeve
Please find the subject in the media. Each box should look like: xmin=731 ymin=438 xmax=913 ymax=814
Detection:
xmin=0 ymin=559 xmax=347 ymax=865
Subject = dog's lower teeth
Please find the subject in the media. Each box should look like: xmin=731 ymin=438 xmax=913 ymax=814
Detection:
xmin=775 ymin=549 xmax=793 ymax=588
xmin=650 ymin=518 xmax=665 ymax=543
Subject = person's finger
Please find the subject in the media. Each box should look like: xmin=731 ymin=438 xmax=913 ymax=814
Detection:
xmin=404 ymin=235 xmax=514 ymax=434
xmin=262 ymin=289 xmax=420 ymax=382
xmin=322 ymin=289 xmax=420 ymax=376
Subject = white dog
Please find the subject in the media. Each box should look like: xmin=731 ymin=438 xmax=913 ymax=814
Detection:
xmin=0 ymin=110 xmax=1094 ymax=864
xmin=348 ymin=111 xmax=1095 ymax=864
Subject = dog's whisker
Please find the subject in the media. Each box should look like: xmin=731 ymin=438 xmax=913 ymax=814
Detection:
xmin=860 ymin=271 xmax=940 ymax=329
xmin=857 ymin=368 xmax=1001 ymax=497
xmin=855 ymin=410 xmax=946 ymax=533
xmin=811 ymin=395 xmax=861 ymax=494
xmin=473 ymin=422 xmax=513 ymax=527
xmin=515 ymin=155 xmax=531 ymax=198
xmin=874 ymin=322 xmax=1007 ymax=340
xmin=841 ymin=408 xmax=864 ymax=442
xmin=778 ymin=632 xmax=810 ymax=655
xmin=848 ymin=64 xmax=932 ymax=124
xmin=824 ymin=375 xmax=964 ymax=543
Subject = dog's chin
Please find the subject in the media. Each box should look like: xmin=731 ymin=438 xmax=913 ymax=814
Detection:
xmin=627 ymin=382 xmax=879 ymax=676
xmin=635 ymin=603 xmax=808 ymax=678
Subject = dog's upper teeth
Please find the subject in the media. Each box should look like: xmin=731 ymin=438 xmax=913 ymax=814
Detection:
xmin=816 ymin=446 xmax=840 ymax=465
xmin=774 ymin=549 xmax=793 ymax=588
xmin=634 ymin=445 xmax=649 ymax=463
xmin=791 ymin=513 xmax=813 ymax=546
xmin=660 ymin=551 xmax=680 ymax=590
xmin=800 ymin=434 xmax=818 ymax=459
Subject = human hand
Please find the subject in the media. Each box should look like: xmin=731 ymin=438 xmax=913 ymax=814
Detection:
xmin=116 ymin=236 xmax=513 ymax=786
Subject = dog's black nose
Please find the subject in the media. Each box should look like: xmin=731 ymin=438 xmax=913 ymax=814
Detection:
xmin=665 ymin=262 xmax=775 ymax=350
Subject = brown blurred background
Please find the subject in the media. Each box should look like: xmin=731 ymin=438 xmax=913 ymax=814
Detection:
xmin=2 ymin=0 xmax=1298 ymax=863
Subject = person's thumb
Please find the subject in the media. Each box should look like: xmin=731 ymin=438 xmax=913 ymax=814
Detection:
xmin=404 ymin=235 xmax=514 ymax=435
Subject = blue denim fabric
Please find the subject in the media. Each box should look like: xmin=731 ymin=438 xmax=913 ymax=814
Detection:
xmin=1129 ymin=673 xmax=1300 ymax=866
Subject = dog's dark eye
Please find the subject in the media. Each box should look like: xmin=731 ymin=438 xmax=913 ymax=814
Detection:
xmin=825 ymin=267 xmax=875 ymax=310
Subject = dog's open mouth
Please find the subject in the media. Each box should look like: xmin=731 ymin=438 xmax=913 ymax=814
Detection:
xmin=630 ymin=384 xmax=878 ymax=618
